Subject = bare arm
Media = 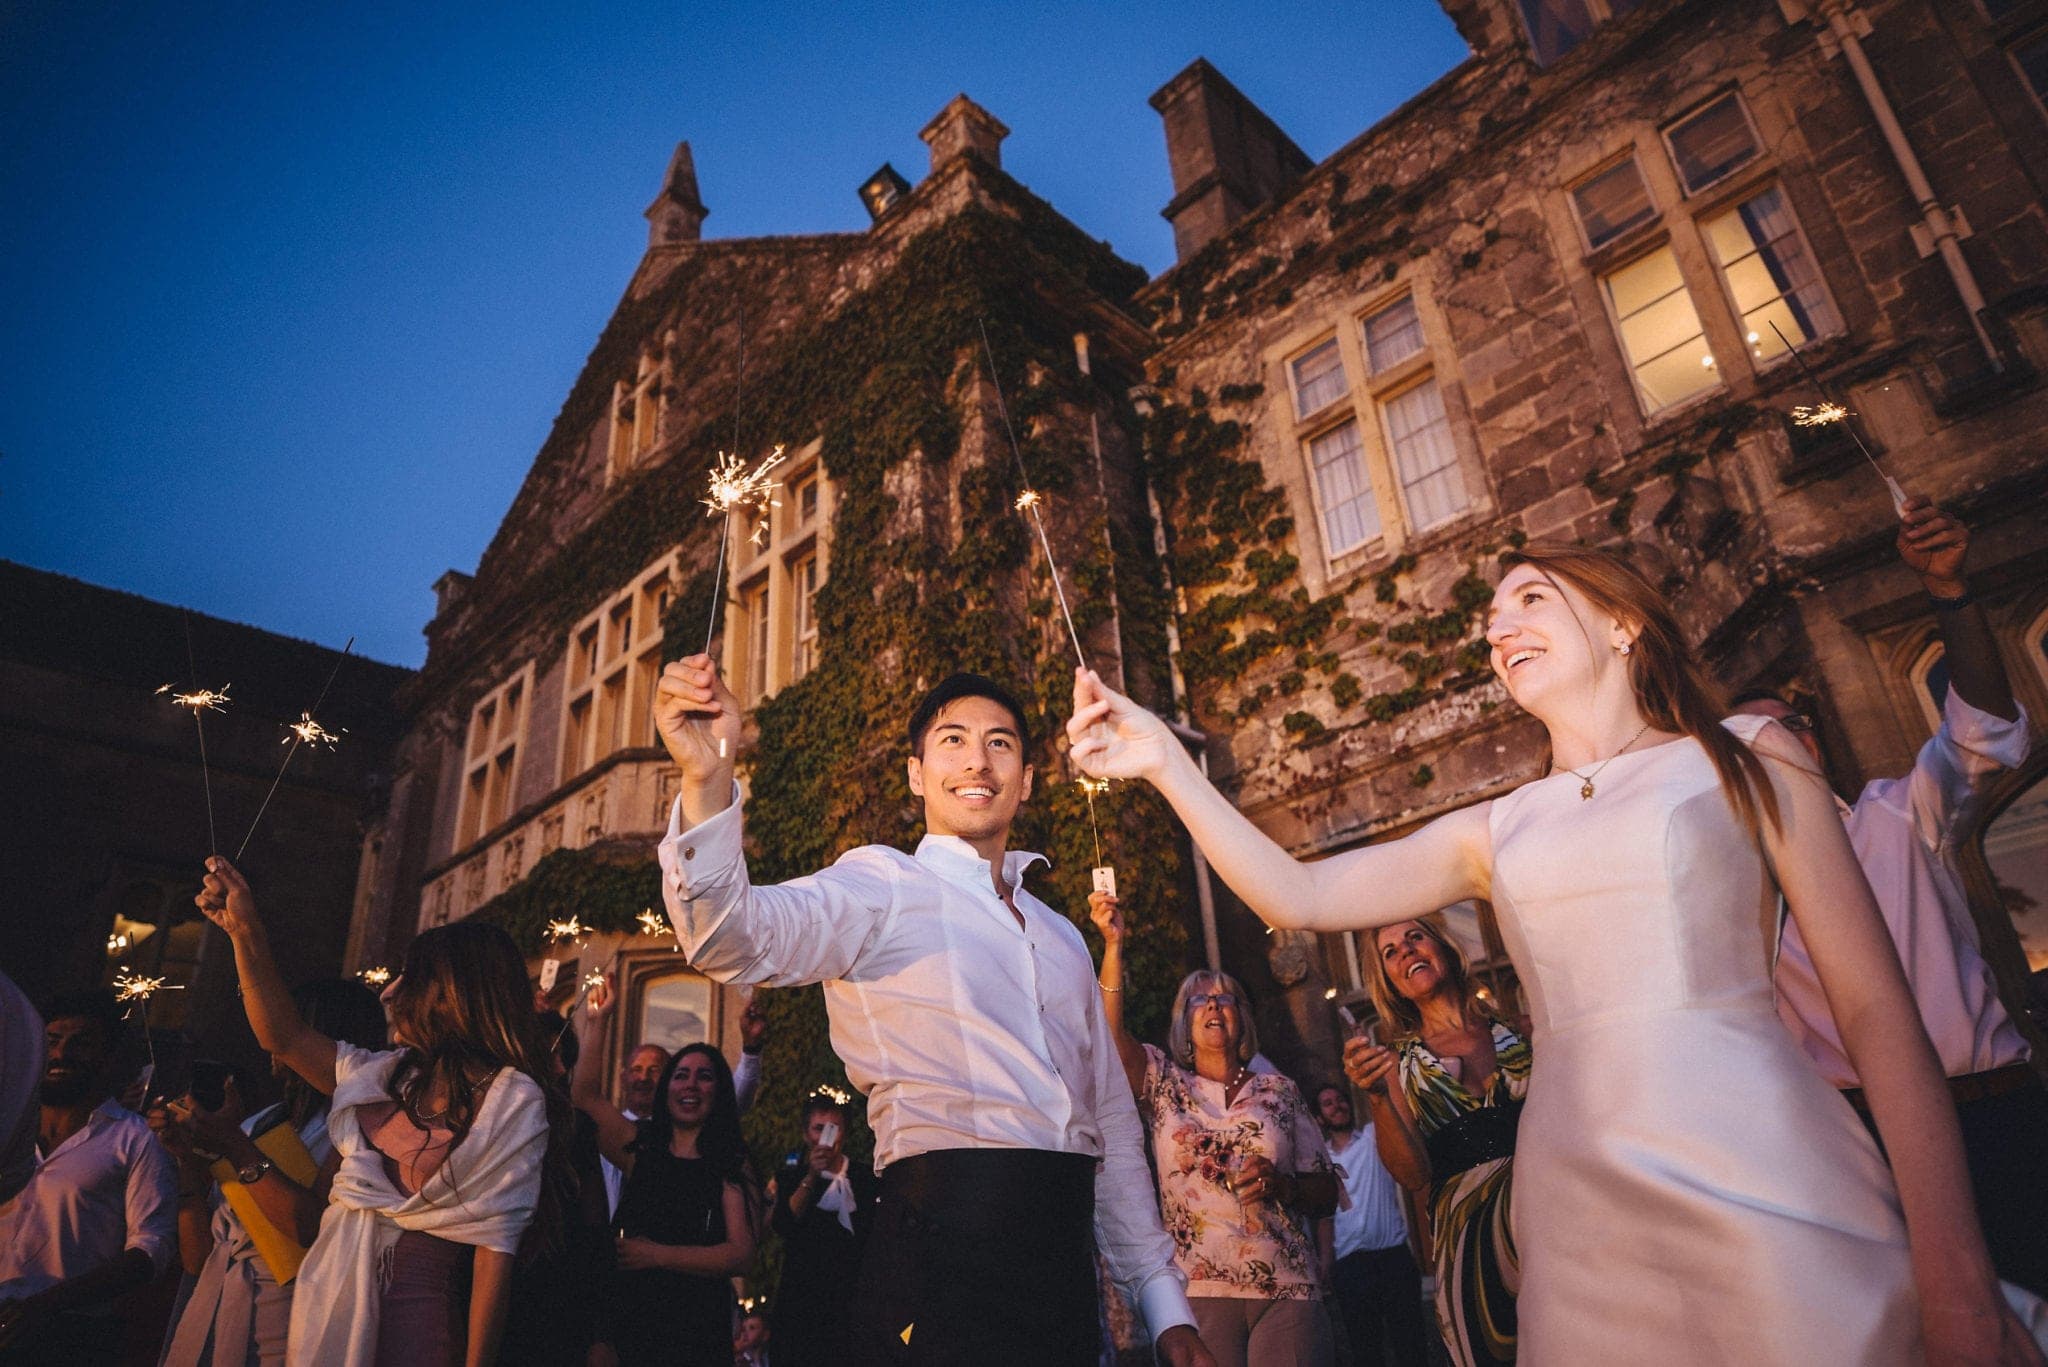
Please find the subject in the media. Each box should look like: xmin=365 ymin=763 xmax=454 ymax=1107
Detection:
xmin=1069 ymin=671 xmax=1491 ymax=932
xmin=466 ymin=1246 xmax=516 ymax=1367
xmin=1087 ymin=892 xmax=1147 ymax=1098
xmin=570 ymin=978 xmax=640 ymax=1174
xmin=1755 ymin=721 xmax=2033 ymax=1363
xmin=1344 ymin=1040 xmax=1432 ymax=1193
xmin=195 ymin=860 xmax=337 ymax=1093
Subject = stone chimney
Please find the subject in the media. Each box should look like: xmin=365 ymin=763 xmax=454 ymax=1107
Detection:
xmin=645 ymin=141 xmax=709 ymax=248
xmin=1150 ymin=60 xmax=1312 ymax=264
xmin=919 ymin=94 xmax=1009 ymax=175
xmin=432 ymin=569 xmax=472 ymax=618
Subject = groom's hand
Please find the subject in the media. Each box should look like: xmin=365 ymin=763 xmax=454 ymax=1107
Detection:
xmin=654 ymin=655 xmax=741 ymax=821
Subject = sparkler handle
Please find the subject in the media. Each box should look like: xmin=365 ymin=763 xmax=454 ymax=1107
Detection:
xmin=1092 ymin=866 xmax=1117 ymax=897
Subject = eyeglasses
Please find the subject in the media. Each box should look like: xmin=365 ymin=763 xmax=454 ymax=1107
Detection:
xmin=1776 ymin=714 xmax=1817 ymax=735
xmin=1188 ymin=992 xmax=1239 ymax=1009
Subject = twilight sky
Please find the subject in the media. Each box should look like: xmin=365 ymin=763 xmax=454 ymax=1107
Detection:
xmin=1 ymin=2 xmax=1469 ymax=668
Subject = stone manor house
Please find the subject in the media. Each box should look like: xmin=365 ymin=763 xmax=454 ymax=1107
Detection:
xmin=346 ymin=0 xmax=2048 ymax=1099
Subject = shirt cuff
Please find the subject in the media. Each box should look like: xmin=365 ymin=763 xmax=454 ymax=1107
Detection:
xmin=1137 ymin=1272 xmax=1196 ymax=1341
xmin=659 ymin=783 xmax=747 ymax=938
xmin=1941 ymin=690 xmax=2031 ymax=764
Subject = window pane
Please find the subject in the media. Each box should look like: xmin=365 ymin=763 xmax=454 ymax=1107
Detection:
xmin=1307 ymin=421 xmax=1382 ymax=555
xmin=1383 ymin=379 xmax=1470 ymax=532
xmin=1363 ymin=297 xmax=1426 ymax=373
xmin=638 ymin=973 xmax=714 ymax=1053
xmin=2011 ymin=31 xmax=2048 ymax=104
xmin=1704 ymin=187 xmax=1842 ymax=363
xmin=1291 ymin=338 xmax=1349 ymax=417
xmin=1603 ymin=246 xmax=1717 ymax=413
xmin=1517 ymin=0 xmax=1597 ymax=64
xmin=1983 ymin=775 xmax=2048 ymax=973
xmin=1572 ymin=158 xmax=1657 ymax=249
xmin=1667 ymin=95 xmax=1759 ymax=193
xmin=746 ymin=584 xmax=771 ymax=702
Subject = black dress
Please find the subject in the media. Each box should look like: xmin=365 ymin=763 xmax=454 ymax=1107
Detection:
xmin=609 ymin=1142 xmax=737 ymax=1367
xmin=769 ymin=1150 xmax=876 ymax=1366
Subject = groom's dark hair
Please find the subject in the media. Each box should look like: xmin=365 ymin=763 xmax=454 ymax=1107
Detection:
xmin=907 ymin=674 xmax=1030 ymax=756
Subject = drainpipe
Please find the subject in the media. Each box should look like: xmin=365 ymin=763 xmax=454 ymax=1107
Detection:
xmin=1812 ymin=0 xmax=2002 ymax=370
xmin=1130 ymin=383 xmax=1223 ymax=972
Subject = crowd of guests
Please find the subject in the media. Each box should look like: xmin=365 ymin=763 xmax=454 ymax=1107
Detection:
xmin=1 ymin=500 xmax=2044 ymax=1365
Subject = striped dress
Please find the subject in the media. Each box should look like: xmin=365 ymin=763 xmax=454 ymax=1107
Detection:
xmin=1397 ymin=1023 xmax=1531 ymax=1367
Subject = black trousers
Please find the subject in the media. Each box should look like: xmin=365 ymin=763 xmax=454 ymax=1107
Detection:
xmin=1330 ymin=1243 xmax=1431 ymax=1367
xmin=851 ymin=1148 xmax=1100 ymax=1367
xmin=1958 ymin=1077 xmax=2048 ymax=1299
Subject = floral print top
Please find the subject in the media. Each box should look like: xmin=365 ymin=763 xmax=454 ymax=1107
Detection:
xmin=1138 ymin=1044 xmax=1333 ymax=1300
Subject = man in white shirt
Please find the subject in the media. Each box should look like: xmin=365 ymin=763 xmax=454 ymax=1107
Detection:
xmin=0 ymin=989 xmax=178 ymax=1358
xmin=1737 ymin=496 xmax=2045 ymax=1298
xmin=653 ymin=661 xmax=1211 ymax=1366
xmin=1314 ymin=1084 xmax=1429 ymax=1367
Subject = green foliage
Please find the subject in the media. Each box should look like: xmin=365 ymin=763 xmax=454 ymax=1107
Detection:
xmin=468 ymin=845 xmax=661 ymax=952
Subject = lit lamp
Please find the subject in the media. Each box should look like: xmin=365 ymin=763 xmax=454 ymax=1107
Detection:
xmin=858 ymin=163 xmax=912 ymax=222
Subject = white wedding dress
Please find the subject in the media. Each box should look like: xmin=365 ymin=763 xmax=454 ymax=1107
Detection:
xmin=1485 ymin=714 xmax=1924 ymax=1363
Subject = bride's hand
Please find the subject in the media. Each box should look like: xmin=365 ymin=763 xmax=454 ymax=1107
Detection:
xmin=1066 ymin=668 xmax=1177 ymax=783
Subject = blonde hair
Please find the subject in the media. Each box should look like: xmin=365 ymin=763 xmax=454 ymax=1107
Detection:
xmin=1167 ymin=970 xmax=1258 ymax=1068
xmin=1365 ymin=917 xmax=1490 ymax=1041
xmin=1499 ymin=542 xmax=1780 ymax=846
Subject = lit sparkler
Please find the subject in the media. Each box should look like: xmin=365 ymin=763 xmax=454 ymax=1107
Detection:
xmin=980 ymin=321 xmax=1089 ymax=669
xmin=161 ymin=684 xmax=232 ymax=713
xmin=808 ymin=1083 xmax=852 ymax=1107
xmin=696 ymin=445 xmax=786 ymax=756
xmin=581 ymin=968 xmax=607 ymax=993
xmin=1768 ymin=321 xmax=1907 ymax=515
xmin=358 ymin=966 xmax=392 ymax=987
xmin=235 ymin=636 xmax=357 ymax=861
xmin=636 ymin=907 xmax=678 ymax=949
xmin=114 ymin=967 xmax=184 ymax=1095
xmin=546 ymin=917 xmax=588 ymax=945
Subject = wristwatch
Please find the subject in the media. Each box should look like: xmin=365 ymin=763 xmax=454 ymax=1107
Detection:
xmin=236 ymin=1158 xmax=274 ymax=1185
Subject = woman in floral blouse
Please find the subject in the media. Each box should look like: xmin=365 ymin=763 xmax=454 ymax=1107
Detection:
xmin=1091 ymin=892 xmax=1339 ymax=1367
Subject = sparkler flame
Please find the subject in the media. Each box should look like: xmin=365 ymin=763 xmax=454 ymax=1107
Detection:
xmin=1014 ymin=489 xmax=1042 ymax=513
xmin=637 ymin=909 xmax=672 ymax=937
xmin=1791 ymin=402 xmax=1851 ymax=428
xmin=808 ymin=1083 xmax=852 ymax=1106
xmin=546 ymin=917 xmax=587 ymax=943
xmin=286 ymin=713 xmax=344 ymax=748
xmin=703 ymin=445 xmax=786 ymax=545
xmin=162 ymin=684 xmax=231 ymax=713
xmin=358 ymin=966 xmax=392 ymax=987
xmin=113 ymin=969 xmax=182 ymax=1004
xmin=1077 ymin=776 xmax=1111 ymax=797
xmin=581 ymin=969 xmax=607 ymax=993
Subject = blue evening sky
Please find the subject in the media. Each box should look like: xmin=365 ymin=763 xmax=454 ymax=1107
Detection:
xmin=1 ymin=3 xmax=1468 ymax=668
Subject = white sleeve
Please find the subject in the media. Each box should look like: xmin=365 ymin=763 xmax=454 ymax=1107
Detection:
xmin=125 ymin=1123 xmax=180 ymax=1274
xmin=1087 ymin=1002 xmax=1193 ymax=1340
xmin=659 ymin=789 xmax=900 ymax=987
xmin=732 ymin=1049 xmax=762 ymax=1115
xmin=1903 ymin=694 xmax=2030 ymax=851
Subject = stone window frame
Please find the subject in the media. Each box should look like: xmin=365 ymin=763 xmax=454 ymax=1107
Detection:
xmin=607 ymin=332 xmax=673 ymax=483
xmin=1660 ymin=90 xmax=1766 ymax=200
xmin=455 ymin=662 xmax=535 ymax=852
xmin=1566 ymin=149 xmax=1660 ymax=256
xmin=560 ymin=549 xmax=681 ymax=784
xmin=1268 ymin=281 xmax=1488 ymax=581
xmin=2026 ymin=603 xmax=2048 ymax=695
xmin=1590 ymin=233 xmax=1724 ymax=420
xmin=724 ymin=439 xmax=833 ymax=707
xmin=2006 ymin=25 xmax=2048 ymax=126
xmin=1695 ymin=181 xmax=1845 ymax=375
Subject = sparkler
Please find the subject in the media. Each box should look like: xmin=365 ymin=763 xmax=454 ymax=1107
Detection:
xmin=173 ymin=611 xmax=223 ymax=855
xmin=696 ymin=445 xmax=786 ymax=758
xmin=114 ymin=967 xmax=184 ymax=1096
xmin=546 ymin=917 xmax=588 ymax=945
xmin=808 ymin=1083 xmax=852 ymax=1107
xmin=1768 ymin=321 xmax=1907 ymax=515
xmin=357 ymin=966 xmax=392 ymax=987
xmin=979 ymin=320 xmax=1089 ymax=670
xmin=234 ymin=637 xmax=356 ymax=862
xmin=637 ymin=907 xmax=678 ymax=949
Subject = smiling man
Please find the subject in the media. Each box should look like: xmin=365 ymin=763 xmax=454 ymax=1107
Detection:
xmin=652 ymin=659 xmax=1210 ymax=1367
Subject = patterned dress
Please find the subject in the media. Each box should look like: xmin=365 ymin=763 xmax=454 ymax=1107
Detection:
xmin=1138 ymin=1044 xmax=1332 ymax=1301
xmin=1397 ymin=1024 xmax=1531 ymax=1366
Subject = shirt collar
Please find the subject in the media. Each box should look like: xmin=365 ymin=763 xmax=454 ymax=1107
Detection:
xmin=913 ymin=833 xmax=1049 ymax=896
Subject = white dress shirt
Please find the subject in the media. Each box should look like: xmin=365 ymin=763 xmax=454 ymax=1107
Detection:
xmin=1776 ymin=689 xmax=2032 ymax=1087
xmin=1327 ymin=1124 xmax=1408 ymax=1260
xmin=0 ymin=1098 xmax=177 ymax=1301
xmin=659 ymin=792 xmax=1194 ymax=1340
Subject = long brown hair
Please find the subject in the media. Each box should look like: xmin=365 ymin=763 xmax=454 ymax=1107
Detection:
xmin=1365 ymin=917 xmax=1491 ymax=1042
xmin=384 ymin=920 xmax=575 ymax=1256
xmin=1499 ymin=542 xmax=1780 ymax=846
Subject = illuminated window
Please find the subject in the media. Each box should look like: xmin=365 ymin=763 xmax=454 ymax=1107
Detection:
xmin=724 ymin=449 xmax=831 ymax=706
xmin=562 ymin=553 xmax=678 ymax=781
xmin=1290 ymin=338 xmax=1349 ymax=417
xmin=458 ymin=666 xmax=532 ymax=848
xmin=1703 ymin=186 xmax=1842 ymax=365
xmin=608 ymin=340 xmax=671 ymax=480
xmin=635 ymin=970 xmax=715 ymax=1053
xmin=1665 ymin=94 xmax=1762 ymax=195
xmin=1602 ymin=245 xmax=1719 ymax=415
xmin=103 ymin=875 xmax=206 ymax=1032
xmin=1571 ymin=156 xmax=1657 ymax=250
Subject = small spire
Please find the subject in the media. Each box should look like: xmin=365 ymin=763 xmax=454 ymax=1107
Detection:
xmin=646 ymin=141 xmax=709 ymax=247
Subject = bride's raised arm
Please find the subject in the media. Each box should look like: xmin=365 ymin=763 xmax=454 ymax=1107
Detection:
xmin=1067 ymin=669 xmax=1491 ymax=933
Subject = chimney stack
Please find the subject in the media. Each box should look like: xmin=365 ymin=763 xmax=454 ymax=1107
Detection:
xmin=919 ymin=94 xmax=1009 ymax=175
xmin=1150 ymin=61 xmax=1311 ymax=264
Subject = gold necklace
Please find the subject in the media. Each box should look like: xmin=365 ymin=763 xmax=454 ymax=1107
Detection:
xmin=1558 ymin=721 xmax=1653 ymax=800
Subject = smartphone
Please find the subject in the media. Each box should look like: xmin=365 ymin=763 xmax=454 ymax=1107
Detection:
xmin=818 ymin=1120 xmax=841 ymax=1149
xmin=188 ymin=1059 xmax=234 ymax=1112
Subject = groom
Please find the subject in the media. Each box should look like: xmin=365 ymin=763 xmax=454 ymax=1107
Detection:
xmin=651 ymin=656 xmax=1211 ymax=1367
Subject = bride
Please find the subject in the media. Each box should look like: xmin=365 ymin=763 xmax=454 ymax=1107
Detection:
xmin=1067 ymin=540 xmax=2039 ymax=1366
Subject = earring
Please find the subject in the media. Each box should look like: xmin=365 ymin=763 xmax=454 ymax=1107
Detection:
xmin=1617 ymin=642 xmax=1633 ymax=656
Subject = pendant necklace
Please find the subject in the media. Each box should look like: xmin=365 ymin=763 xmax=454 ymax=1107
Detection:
xmin=1558 ymin=721 xmax=1653 ymax=800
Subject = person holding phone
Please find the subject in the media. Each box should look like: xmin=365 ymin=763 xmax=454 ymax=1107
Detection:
xmin=771 ymin=1089 xmax=875 ymax=1366
xmin=1346 ymin=919 xmax=1528 ymax=1367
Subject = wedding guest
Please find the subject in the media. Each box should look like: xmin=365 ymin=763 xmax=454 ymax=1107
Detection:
xmin=196 ymin=857 xmax=569 ymax=1367
xmin=1735 ymin=496 xmax=2047 ymax=1298
xmin=0 ymin=990 xmax=179 ymax=1359
xmin=1346 ymin=920 xmax=1528 ymax=1366
xmin=1091 ymin=892 xmax=1338 ymax=1367
xmin=734 ymin=1307 xmax=772 ymax=1367
xmin=651 ymin=662 xmax=1210 ymax=1366
xmin=770 ymin=1090 xmax=874 ymax=1366
xmin=1068 ymin=538 xmax=2037 ymax=1363
xmin=156 ymin=979 xmax=388 ymax=1367
xmin=602 ymin=1043 xmax=671 ymax=1218
xmin=574 ymin=980 xmax=755 ymax=1367
xmin=1313 ymin=1082 xmax=1429 ymax=1367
